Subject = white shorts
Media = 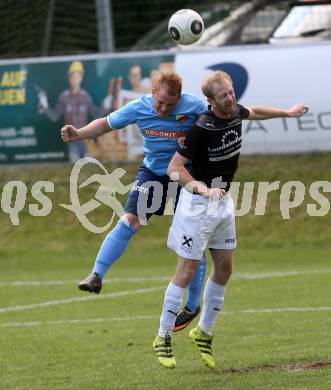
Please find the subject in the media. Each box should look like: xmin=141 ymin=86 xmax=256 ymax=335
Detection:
xmin=168 ymin=188 xmax=237 ymax=260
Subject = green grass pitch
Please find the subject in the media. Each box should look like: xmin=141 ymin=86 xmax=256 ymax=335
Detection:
xmin=0 ymin=154 xmax=330 ymax=389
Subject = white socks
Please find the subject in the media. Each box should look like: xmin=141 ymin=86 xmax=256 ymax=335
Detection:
xmin=158 ymin=279 xmax=225 ymax=338
xmin=159 ymin=282 xmax=185 ymax=338
xmin=198 ymin=278 xmax=225 ymax=336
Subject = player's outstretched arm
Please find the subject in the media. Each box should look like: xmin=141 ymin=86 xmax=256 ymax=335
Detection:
xmin=247 ymin=104 xmax=309 ymax=121
xmin=61 ymin=117 xmax=112 ymax=143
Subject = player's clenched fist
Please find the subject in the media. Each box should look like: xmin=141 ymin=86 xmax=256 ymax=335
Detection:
xmin=61 ymin=125 xmax=79 ymax=142
xmin=287 ymin=104 xmax=309 ymax=117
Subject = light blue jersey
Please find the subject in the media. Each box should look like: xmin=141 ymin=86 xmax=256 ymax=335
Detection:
xmin=107 ymin=93 xmax=207 ymax=176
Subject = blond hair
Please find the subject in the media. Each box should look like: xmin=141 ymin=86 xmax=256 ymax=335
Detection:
xmin=154 ymin=72 xmax=182 ymax=95
xmin=202 ymin=71 xmax=233 ymax=98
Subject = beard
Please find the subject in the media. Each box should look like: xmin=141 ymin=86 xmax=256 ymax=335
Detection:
xmin=223 ymin=101 xmax=236 ymax=116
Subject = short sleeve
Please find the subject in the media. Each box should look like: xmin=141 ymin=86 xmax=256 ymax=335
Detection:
xmin=196 ymin=98 xmax=208 ymax=116
xmin=177 ymin=125 xmax=204 ymax=160
xmin=107 ymin=98 xmax=140 ymax=129
xmin=238 ymin=104 xmax=250 ymax=119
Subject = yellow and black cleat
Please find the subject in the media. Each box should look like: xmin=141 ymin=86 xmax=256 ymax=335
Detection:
xmin=188 ymin=326 xmax=215 ymax=369
xmin=153 ymin=335 xmax=176 ymax=369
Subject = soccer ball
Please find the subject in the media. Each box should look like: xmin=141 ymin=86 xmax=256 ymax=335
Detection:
xmin=168 ymin=9 xmax=204 ymax=45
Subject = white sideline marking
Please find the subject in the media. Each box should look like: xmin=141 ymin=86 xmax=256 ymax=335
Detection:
xmin=240 ymin=307 xmax=331 ymax=314
xmin=0 ymin=276 xmax=170 ymax=287
xmin=0 ymin=287 xmax=163 ymax=314
xmin=234 ymin=268 xmax=331 ymax=281
xmin=1 ymin=307 xmax=330 ymax=328
xmin=1 ymin=269 xmax=330 ymax=287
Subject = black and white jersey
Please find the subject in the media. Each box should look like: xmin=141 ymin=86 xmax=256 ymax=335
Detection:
xmin=177 ymin=104 xmax=250 ymax=191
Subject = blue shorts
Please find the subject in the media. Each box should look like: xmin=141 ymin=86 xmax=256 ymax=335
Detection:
xmin=124 ymin=164 xmax=181 ymax=220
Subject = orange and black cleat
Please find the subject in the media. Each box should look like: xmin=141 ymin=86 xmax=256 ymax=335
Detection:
xmin=173 ymin=306 xmax=200 ymax=332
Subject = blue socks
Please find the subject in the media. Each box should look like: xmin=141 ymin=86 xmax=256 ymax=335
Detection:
xmin=92 ymin=217 xmax=206 ymax=313
xmin=92 ymin=219 xmax=136 ymax=279
xmin=185 ymin=254 xmax=206 ymax=312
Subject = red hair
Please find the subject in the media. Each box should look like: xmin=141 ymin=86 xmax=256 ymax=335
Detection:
xmin=154 ymin=72 xmax=182 ymax=95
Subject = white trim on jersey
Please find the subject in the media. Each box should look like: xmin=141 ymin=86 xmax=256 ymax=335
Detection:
xmin=197 ymin=120 xmax=243 ymax=132
xmin=209 ymin=148 xmax=241 ymax=162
